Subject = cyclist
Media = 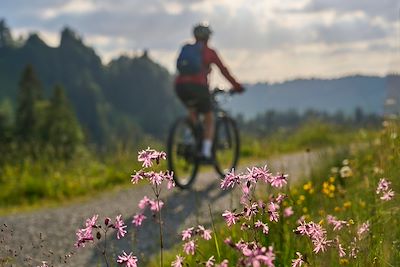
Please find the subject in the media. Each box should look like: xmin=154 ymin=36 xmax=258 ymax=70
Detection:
xmin=175 ymin=22 xmax=244 ymax=161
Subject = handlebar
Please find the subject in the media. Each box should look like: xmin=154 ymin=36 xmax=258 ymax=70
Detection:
xmin=211 ymin=87 xmax=245 ymax=96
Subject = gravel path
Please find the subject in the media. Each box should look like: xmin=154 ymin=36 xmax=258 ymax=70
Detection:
xmin=0 ymin=150 xmax=326 ymax=267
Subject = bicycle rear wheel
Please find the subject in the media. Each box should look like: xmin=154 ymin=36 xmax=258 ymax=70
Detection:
xmin=213 ymin=116 xmax=240 ymax=177
xmin=167 ymin=118 xmax=199 ymax=189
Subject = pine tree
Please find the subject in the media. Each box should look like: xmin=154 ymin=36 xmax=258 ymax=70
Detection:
xmin=15 ymin=64 xmax=44 ymax=142
xmin=44 ymin=84 xmax=84 ymax=157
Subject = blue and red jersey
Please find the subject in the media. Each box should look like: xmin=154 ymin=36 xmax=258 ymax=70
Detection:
xmin=175 ymin=42 xmax=241 ymax=89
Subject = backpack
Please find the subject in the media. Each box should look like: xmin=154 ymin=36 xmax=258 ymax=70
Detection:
xmin=176 ymin=43 xmax=203 ymax=75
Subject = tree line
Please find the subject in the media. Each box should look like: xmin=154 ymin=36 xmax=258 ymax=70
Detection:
xmin=0 ymin=64 xmax=83 ymax=161
xmin=237 ymin=108 xmax=382 ymax=137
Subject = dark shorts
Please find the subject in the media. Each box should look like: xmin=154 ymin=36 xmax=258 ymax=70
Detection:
xmin=175 ymin=83 xmax=211 ymax=113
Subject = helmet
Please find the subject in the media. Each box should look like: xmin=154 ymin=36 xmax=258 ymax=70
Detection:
xmin=193 ymin=22 xmax=212 ymax=40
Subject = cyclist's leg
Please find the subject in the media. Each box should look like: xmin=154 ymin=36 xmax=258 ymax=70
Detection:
xmin=202 ymin=111 xmax=214 ymax=158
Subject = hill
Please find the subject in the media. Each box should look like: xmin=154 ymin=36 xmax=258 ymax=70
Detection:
xmin=0 ymin=20 xmax=182 ymax=144
xmin=225 ymin=75 xmax=395 ymax=119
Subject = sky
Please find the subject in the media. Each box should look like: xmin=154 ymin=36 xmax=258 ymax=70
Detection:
xmin=1 ymin=0 xmax=399 ymax=85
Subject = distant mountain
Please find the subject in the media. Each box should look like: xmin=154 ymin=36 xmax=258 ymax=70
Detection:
xmin=0 ymin=19 xmax=182 ymax=143
xmin=224 ymin=75 xmax=395 ymax=119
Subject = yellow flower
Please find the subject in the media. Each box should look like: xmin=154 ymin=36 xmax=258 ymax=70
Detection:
xmin=343 ymin=201 xmax=352 ymax=209
xmin=329 ymin=184 xmax=335 ymax=192
xmin=302 ymin=207 xmax=308 ymax=213
xmin=303 ymin=182 xmax=311 ymax=191
xmin=348 ymin=219 xmax=354 ymax=225
xmin=322 ymin=188 xmax=330 ymax=195
xmin=340 ymin=259 xmax=349 ymax=265
xmin=334 ymin=206 xmax=341 ymax=212
xmin=308 ymin=188 xmax=315 ymax=194
xmin=299 ymin=195 xmax=305 ymax=201
xmin=329 ymin=176 xmax=335 ymax=183
xmin=323 ymin=182 xmax=329 ymax=188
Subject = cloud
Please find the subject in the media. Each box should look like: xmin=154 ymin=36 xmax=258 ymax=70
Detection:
xmin=304 ymin=0 xmax=400 ymax=22
xmin=0 ymin=0 xmax=398 ymax=81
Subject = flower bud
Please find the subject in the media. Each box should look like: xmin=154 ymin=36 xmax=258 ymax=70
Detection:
xmin=96 ymin=232 xmax=101 ymax=240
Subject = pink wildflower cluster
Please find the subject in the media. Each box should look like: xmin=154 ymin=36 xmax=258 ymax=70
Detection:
xmin=225 ymin=239 xmax=276 ymax=267
xmin=220 ymin=166 xmax=288 ymax=191
xmin=117 ymin=251 xmax=138 ymax=267
xmin=74 ymin=214 xmax=98 ymax=248
xmin=132 ymin=196 xmax=165 ymax=226
xmin=376 ymin=178 xmax=395 ymax=201
xmin=222 ymin=194 xmax=287 ymax=229
xmin=131 ymin=148 xmax=175 ymax=190
xmin=295 ymin=220 xmax=332 ymax=254
xmin=180 ymin=225 xmax=212 ymax=255
xmin=327 ymin=215 xmax=349 ymax=231
xmin=291 ymin=252 xmax=306 ymax=267
xmin=137 ymin=147 xmax=166 ymax=168
xmin=74 ymin=214 xmax=127 ymax=248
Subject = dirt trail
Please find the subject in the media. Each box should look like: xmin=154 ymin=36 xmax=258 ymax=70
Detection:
xmin=1 ymin=150 xmax=327 ymax=266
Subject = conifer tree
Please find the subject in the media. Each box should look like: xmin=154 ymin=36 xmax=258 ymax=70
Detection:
xmin=15 ymin=64 xmax=44 ymax=142
xmin=44 ymin=84 xmax=84 ymax=157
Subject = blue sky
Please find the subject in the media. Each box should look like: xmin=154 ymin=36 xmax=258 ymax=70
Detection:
xmin=1 ymin=0 xmax=399 ymax=84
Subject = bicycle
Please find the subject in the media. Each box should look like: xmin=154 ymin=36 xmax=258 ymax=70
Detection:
xmin=167 ymin=88 xmax=241 ymax=189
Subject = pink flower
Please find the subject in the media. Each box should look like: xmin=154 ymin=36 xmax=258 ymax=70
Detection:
xmin=114 ymin=215 xmax=127 ymax=239
xmin=376 ymin=178 xmax=391 ymax=194
xmin=222 ymin=210 xmax=238 ymax=226
xmin=240 ymin=244 xmax=275 ymax=267
xmin=291 ymin=252 xmax=305 ymax=267
xmin=326 ymin=215 xmax=348 ymax=231
xmin=183 ymin=240 xmax=196 ymax=255
xmin=138 ymin=196 xmax=150 ymax=209
xmin=381 ymin=189 xmax=395 ymax=201
xmin=206 ymin=256 xmax=215 ymax=267
xmin=376 ymin=178 xmax=395 ymax=201
xmin=284 ymin=207 xmax=294 ymax=218
xmin=117 ymin=251 xmax=138 ymax=267
xmin=138 ymin=147 xmax=166 ymax=168
xmin=181 ymin=227 xmax=194 ymax=241
xmin=75 ymin=215 xmax=98 ymax=248
xmin=245 ymin=165 xmax=271 ymax=184
xmin=149 ymin=199 xmax=164 ymax=212
xmin=335 ymin=237 xmax=346 ymax=258
xmin=268 ymin=202 xmax=280 ymax=222
xmin=131 ymin=170 xmax=144 ymax=184
xmin=255 ymin=220 xmax=269 ymax=235
xmin=217 ymin=260 xmax=229 ymax=267
xmin=132 ymin=213 xmax=146 ymax=227
xmin=220 ymin=169 xmax=241 ymax=189
xmin=148 ymin=171 xmax=164 ymax=185
xmin=85 ymin=214 xmax=98 ymax=228
xmin=164 ymin=171 xmax=175 ymax=189
xmin=171 ymin=255 xmax=184 ymax=267
xmin=275 ymin=193 xmax=287 ymax=204
xmin=312 ymin=237 xmax=331 ymax=254
xmin=357 ymin=221 xmax=370 ymax=239
xmin=270 ymin=173 xmax=288 ymax=188
xmin=198 ymin=225 xmax=212 ymax=240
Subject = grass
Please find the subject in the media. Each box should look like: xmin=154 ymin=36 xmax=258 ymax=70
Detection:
xmin=0 ymin=121 xmax=377 ymax=215
xmin=155 ymin=119 xmax=398 ymax=266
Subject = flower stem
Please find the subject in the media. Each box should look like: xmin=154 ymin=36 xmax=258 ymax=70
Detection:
xmin=155 ymin=185 xmax=164 ymax=267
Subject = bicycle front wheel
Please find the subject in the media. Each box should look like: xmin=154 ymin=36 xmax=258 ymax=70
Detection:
xmin=213 ymin=116 xmax=240 ymax=177
xmin=167 ymin=118 xmax=199 ymax=189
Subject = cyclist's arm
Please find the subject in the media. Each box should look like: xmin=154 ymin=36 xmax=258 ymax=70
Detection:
xmin=211 ymin=50 xmax=241 ymax=89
